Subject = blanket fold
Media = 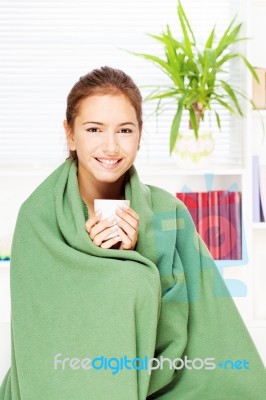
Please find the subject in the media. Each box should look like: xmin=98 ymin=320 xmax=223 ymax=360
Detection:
xmin=0 ymin=158 xmax=265 ymax=399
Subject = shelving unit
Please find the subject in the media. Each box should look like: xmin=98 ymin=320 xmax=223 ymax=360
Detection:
xmin=137 ymin=129 xmax=266 ymax=364
xmin=247 ymin=2 xmax=266 ymax=344
xmin=138 ymin=163 xmax=251 ymax=316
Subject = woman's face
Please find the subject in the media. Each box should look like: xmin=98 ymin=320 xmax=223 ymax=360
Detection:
xmin=64 ymin=93 xmax=141 ymax=185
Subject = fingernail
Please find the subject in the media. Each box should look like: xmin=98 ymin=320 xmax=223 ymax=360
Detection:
xmin=95 ymin=210 xmax=102 ymax=217
xmin=107 ymin=217 xmax=115 ymax=223
xmin=116 ymin=206 xmax=122 ymax=212
xmin=122 ymin=202 xmax=129 ymax=209
xmin=115 ymin=215 xmax=121 ymax=222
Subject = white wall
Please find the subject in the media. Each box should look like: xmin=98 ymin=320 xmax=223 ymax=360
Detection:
xmin=250 ymin=1 xmax=266 ymax=68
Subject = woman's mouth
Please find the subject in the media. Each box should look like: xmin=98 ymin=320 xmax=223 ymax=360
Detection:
xmin=94 ymin=158 xmax=122 ymax=169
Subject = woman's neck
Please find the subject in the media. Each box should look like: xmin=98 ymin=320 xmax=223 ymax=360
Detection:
xmin=77 ymin=169 xmax=126 ymax=212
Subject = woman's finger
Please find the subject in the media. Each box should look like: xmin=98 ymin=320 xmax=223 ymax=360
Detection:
xmin=122 ymin=204 xmax=139 ymax=221
xmin=85 ymin=210 xmax=102 ymax=233
xmin=116 ymin=217 xmax=136 ymax=238
xmin=92 ymin=224 xmax=120 ymax=246
xmin=88 ymin=217 xmax=115 ymax=240
xmin=115 ymin=206 xmax=139 ymax=229
xmin=100 ymin=235 xmax=121 ymax=249
xmin=114 ymin=205 xmax=139 ymax=250
xmin=85 ymin=207 xmax=139 ymax=250
xmin=117 ymin=226 xmax=133 ymax=250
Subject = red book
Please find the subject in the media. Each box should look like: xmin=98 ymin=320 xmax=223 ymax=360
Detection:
xmin=175 ymin=192 xmax=186 ymax=205
xmin=208 ymin=191 xmax=220 ymax=259
xmin=228 ymin=191 xmax=242 ymax=260
xmin=176 ymin=192 xmax=198 ymax=227
xmin=196 ymin=192 xmax=209 ymax=249
xmin=217 ymin=190 xmax=231 ymax=260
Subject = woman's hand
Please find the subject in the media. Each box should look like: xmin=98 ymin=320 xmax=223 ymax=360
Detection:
xmin=85 ymin=211 xmax=122 ymax=249
xmin=85 ymin=204 xmax=139 ymax=250
xmin=114 ymin=203 xmax=139 ymax=250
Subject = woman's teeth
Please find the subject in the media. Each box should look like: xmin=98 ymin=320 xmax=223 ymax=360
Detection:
xmin=97 ymin=158 xmax=119 ymax=165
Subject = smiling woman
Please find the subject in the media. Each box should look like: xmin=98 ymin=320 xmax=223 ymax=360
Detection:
xmin=0 ymin=66 xmax=265 ymax=400
xmin=63 ymin=68 xmax=142 ymax=249
xmin=62 ymin=68 xmax=143 ymax=251
xmin=64 ymin=94 xmax=141 ymax=217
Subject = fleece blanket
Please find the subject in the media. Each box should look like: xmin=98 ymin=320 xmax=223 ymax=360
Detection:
xmin=0 ymin=158 xmax=265 ymax=399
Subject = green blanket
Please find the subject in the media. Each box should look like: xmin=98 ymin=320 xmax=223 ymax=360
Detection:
xmin=0 ymin=158 xmax=265 ymax=399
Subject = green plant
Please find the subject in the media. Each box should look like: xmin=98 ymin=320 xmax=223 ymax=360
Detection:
xmin=125 ymin=0 xmax=259 ymax=154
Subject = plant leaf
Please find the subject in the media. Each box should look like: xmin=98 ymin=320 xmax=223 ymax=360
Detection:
xmin=129 ymin=51 xmax=181 ymax=86
xmin=170 ymin=97 xmax=184 ymax=154
xmin=212 ymin=96 xmax=237 ymax=115
xmin=239 ymin=55 xmax=260 ymax=83
xmin=177 ymin=1 xmax=194 ymax=58
xmin=189 ymin=108 xmax=199 ymax=138
xmin=215 ymin=16 xmax=238 ymax=56
xmin=144 ymin=89 xmax=179 ymax=101
xmin=214 ymin=111 xmax=221 ymax=130
xmin=147 ymin=32 xmax=185 ymax=52
xmin=205 ymin=26 xmax=216 ymax=49
xmin=216 ymin=52 xmax=241 ymax=68
xmin=177 ymin=0 xmax=196 ymax=44
xmin=219 ymin=80 xmax=243 ymax=115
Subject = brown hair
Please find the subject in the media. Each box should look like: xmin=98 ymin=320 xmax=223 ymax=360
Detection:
xmin=65 ymin=66 xmax=143 ymax=161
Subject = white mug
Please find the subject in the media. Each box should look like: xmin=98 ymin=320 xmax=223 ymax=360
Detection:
xmin=94 ymin=199 xmax=130 ymax=240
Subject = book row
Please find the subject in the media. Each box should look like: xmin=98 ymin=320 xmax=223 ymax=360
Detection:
xmin=176 ymin=191 xmax=242 ymax=260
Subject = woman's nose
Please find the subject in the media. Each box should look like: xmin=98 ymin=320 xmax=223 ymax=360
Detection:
xmin=102 ymin=133 xmax=120 ymax=154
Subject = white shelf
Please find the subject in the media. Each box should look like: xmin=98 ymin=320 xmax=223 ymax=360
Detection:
xmin=0 ymin=261 xmax=10 ymax=269
xmin=252 ymin=109 xmax=266 ymax=117
xmin=215 ymin=259 xmax=246 ymax=267
xmin=136 ymin=164 xmax=245 ymax=176
xmin=253 ymin=222 xmax=266 ymax=229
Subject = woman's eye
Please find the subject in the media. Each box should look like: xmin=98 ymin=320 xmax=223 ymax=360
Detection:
xmin=86 ymin=128 xmax=100 ymax=133
xmin=120 ymin=128 xmax=132 ymax=134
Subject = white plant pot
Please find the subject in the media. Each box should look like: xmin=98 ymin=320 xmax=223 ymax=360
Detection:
xmin=172 ymin=129 xmax=215 ymax=168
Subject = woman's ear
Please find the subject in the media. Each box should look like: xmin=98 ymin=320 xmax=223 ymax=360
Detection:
xmin=63 ymin=120 xmax=76 ymax=151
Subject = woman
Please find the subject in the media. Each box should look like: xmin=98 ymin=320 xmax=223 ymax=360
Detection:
xmin=0 ymin=66 xmax=265 ymax=400
xmin=63 ymin=72 xmax=141 ymax=251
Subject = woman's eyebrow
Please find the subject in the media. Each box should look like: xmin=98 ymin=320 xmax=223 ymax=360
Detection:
xmin=82 ymin=121 xmax=103 ymax=125
xmin=82 ymin=121 xmax=136 ymax=126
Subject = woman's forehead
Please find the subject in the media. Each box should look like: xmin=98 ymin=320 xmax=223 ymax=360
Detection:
xmin=77 ymin=94 xmax=138 ymax=120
